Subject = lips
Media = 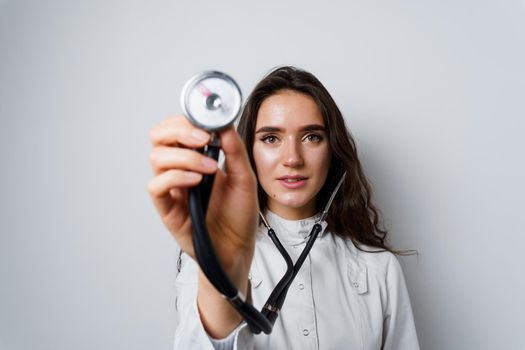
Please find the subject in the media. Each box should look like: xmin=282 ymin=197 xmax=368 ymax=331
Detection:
xmin=277 ymin=175 xmax=308 ymax=181
xmin=277 ymin=175 xmax=308 ymax=189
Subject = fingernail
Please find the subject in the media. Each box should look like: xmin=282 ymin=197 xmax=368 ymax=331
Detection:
xmin=201 ymin=157 xmax=217 ymax=169
xmin=191 ymin=129 xmax=210 ymax=142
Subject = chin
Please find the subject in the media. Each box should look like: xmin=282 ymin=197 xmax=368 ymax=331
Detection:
xmin=276 ymin=193 xmax=314 ymax=209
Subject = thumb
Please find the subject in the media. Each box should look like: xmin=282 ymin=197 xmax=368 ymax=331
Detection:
xmin=217 ymin=125 xmax=256 ymax=186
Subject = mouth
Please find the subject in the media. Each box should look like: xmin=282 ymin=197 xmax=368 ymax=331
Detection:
xmin=277 ymin=175 xmax=308 ymax=188
xmin=277 ymin=175 xmax=308 ymax=183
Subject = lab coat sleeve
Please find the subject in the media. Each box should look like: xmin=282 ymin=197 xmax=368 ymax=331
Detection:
xmin=208 ymin=324 xmax=239 ymax=350
xmin=173 ymin=256 xmax=255 ymax=350
xmin=208 ymin=322 xmax=254 ymax=350
xmin=173 ymin=265 xmax=217 ymax=350
xmin=172 ymin=297 xmax=210 ymax=349
xmin=381 ymin=255 xmax=420 ymax=350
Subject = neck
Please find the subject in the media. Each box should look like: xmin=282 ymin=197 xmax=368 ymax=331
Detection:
xmin=266 ymin=201 xmax=317 ymax=220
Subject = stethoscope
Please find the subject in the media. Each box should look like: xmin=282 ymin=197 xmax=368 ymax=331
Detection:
xmin=180 ymin=71 xmax=346 ymax=334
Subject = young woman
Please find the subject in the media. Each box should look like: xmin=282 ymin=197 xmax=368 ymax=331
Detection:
xmin=148 ymin=66 xmax=419 ymax=349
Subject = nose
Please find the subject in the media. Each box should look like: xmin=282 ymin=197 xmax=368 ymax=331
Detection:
xmin=282 ymin=139 xmax=304 ymax=167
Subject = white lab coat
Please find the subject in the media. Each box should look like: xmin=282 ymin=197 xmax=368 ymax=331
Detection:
xmin=173 ymin=210 xmax=420 ymax=350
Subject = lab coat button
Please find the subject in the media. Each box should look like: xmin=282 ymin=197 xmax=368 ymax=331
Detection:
xmin=303 ymin=329 xmax=309 ymax=336
xmin=298 ymin=283 xmax=304 ymax=290
xmin=353 ymin=282 xmax=359 ymax=288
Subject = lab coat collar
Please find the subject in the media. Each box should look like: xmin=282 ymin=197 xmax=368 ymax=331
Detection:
xmin=262 ymin=209 xmax=329 ymax=246
xmin=249 ymin=225 xmax=369 ymax=295
xmin=252 ymin=210 xmax=368 ymax=295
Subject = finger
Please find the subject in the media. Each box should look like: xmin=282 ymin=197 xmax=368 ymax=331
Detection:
xmin=149 ymin=115 xmax=211 ymax=148
xmin=217 ymin=125 xmax=256 ymax=186
xmin=149 ymin=146 xmax=218 ymax=176
xmin=147 ymin=169 xmax=202 ymax=217
xmin=160 ymin=116 xmax=178 ymax=125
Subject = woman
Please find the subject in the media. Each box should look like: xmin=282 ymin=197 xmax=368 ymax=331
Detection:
xmin=148 ymin=66 xmax=419 ymax=349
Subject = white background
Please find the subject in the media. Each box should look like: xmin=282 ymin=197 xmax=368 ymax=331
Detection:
xmin=1 ymin=0 xmax=524 ymax=349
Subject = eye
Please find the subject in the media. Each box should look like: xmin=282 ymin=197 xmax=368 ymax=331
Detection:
xmin=261 ymin=135 xmax=278 ymax=144
xmin=304 ymin=133 xmax=323 ymax=143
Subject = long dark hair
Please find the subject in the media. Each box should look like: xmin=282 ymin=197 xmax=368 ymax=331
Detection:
xmin=237 ymin=66 xmax=411 ymax=255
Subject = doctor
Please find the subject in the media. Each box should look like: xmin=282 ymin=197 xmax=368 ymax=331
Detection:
xmin=147 ymin=66 xmax=420 ymax=349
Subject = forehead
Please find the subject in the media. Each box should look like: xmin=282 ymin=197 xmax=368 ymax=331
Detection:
xmin=256 ymin=90 xmax=324 ymax=128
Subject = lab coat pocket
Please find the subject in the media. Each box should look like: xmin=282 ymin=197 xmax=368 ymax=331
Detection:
xmin=347 ymin=259 xmax=368 ymax=295
xmin=347 ymin=257 xmax=384 ymax=350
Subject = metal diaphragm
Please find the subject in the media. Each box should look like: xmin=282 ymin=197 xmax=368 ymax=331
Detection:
xmin=180 ymin=71 xmax=243 ymax=131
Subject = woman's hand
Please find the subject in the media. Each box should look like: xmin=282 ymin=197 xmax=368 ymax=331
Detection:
xmin=147 ymin=115 xmax=259 ymax=286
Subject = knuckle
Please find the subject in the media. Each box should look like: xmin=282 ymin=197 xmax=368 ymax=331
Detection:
xmin=146 ymin=179 xmax=157 ymax=195
xmin=149 ymin=149 xmax=159 ymax=166
xmin=149 ymin=127 xmax=159 ymax=144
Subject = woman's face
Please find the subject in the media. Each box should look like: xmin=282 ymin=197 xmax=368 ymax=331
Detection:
xmin=253 ymin=90 xmax=331 ymax=220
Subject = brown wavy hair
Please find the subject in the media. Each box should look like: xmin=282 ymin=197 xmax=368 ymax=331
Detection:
xmin=237 ymin=66 xmax=412 ymax=255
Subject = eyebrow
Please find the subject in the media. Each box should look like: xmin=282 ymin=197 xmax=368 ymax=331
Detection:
xmin=255 ymin=124 xmax=326 ymax=134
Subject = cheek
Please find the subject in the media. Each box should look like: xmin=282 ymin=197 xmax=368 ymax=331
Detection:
xmin=322 ymin=149 xmax=332 ymax=172
xmin=253 ymin=145 xmax=279 ymax=175
xmin=309 ymin=146 xmax=331 ymax=172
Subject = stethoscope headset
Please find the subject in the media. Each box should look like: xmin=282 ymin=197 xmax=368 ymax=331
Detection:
xmin=180 ymin=71 xmax=346 ymax=334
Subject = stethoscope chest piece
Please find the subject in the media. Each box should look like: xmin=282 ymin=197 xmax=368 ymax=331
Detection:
xmin=180 ymin=71 xmax=243 ymax=131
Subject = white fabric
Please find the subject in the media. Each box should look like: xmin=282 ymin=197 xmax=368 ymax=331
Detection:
xmin=208 ymin=323 xmax=243 ymax=350
xmin=173 ymin=209 xmax=420 ymax=350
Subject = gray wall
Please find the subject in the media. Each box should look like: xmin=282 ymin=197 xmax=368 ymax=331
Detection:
xmin=1 ymin=0 xmax=524 ymax=349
